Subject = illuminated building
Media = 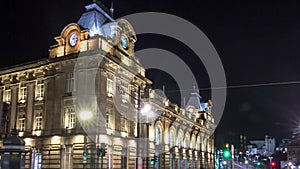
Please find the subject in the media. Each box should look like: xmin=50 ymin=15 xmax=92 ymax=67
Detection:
xmin=0 ymin=1 xmax=215 ymax=168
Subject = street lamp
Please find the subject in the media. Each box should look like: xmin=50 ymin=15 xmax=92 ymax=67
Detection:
xmin=79 ymin=111 xmax=93 ymax=121
xmin=79 ymin=110 xmax=92 ymax=169
xmin=140 ymin=103 xmax=154 ymax=169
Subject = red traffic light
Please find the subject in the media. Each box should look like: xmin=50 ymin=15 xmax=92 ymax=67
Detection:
xmin=270 ymin=161 xmax=277 ymax=167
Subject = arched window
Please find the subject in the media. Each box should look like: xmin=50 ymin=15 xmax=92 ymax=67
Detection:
xmin=202 ymin=139 xmax=206 ymax=151
xmin=184 ymin=137 xmax=189 ymax=148
xmin=196 ymin=138 xmax=200 ymax=150
xmin=155 ymin=126 xmax=161 ymax=145
xmin=191 ymin=137 xmax=195 ymax=149
xmin=170 ymin=131 xmax=174 ymax=147
xmin=177 ymin=133 xmax=182 ymax=148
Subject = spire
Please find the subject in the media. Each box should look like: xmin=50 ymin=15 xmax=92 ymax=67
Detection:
xmin=193 ymin=85 xmax=199 ymax=93
xmin=185 ymin=86 xmax=208 ymax=112
xmin=110 ymin=0 xmax=114 ymax=17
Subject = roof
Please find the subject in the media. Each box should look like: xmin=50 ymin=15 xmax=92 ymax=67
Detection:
xmin=77 ymin=3 xmax=114 ymax=37
xmin=185 ymin=92 xmax=208 ymax=112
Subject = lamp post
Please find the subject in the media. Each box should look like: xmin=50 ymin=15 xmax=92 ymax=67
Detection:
xmin=136 ymin=86 xmax=141 ymax=169
xmin=79 ymin=110 xmax=92 ymax=169
xmin=146 ymin=122 xmax=150 ymax=169
xmin=140 ymin=104 xmax=153 ymax=169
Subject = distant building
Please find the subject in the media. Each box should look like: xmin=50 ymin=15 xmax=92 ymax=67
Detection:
xmin=239 ymin=134 xmax=247 ymax=151
xmin=276 ymin=138 xmax=290 ymax=153
xmin=287 ymin=129 xmax=300 ymax=166
xmin=247 ymin=135 xmax=275 ymax=157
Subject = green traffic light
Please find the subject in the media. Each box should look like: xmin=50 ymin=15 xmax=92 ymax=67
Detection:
xmin=98 ymin=148 xmax=103 ymax=157
xmin=223 ymin=149 xmax=231 ymax=159
xmin=150 ymin=159 xmax=155 ymax=165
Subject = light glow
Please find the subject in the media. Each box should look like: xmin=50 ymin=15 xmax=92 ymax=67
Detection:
xmin=51 ymin=136 xmax=61 ymax=144
xmin=79 ymin=111 xmax=93 ymax=121
xmin=24 ymin=138 xmax=32 ymax=146
xmin=141 ymin=104 xmax=151 ymax=114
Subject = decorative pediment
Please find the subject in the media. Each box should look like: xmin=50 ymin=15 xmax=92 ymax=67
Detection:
xmin=115 ymin=19 xmax=137 ymax=57
xmin=49 ymin=23 xmax=89 ymax=58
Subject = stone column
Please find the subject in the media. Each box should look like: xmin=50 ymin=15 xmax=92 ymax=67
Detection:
xmin=26 ymin=82 xmax=35 ymax=134
xmin=200 ymin=151 xmax=205 ymax=169
xmin=0 ymin=87 xmax=3 ymax=102
xmin=9 ymin=86 xmax=18 ymax=131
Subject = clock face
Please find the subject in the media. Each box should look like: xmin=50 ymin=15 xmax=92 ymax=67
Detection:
xmin=69 ymin=33 xmax=78 ymax=47
xmin=120 ymin=35 xmax=128 ymax=49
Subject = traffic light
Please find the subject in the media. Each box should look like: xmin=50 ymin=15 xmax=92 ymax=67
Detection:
xmin=270 ymin=161 xmax=277 ymax=168
xmin=150 ymin=159 xmax=155 ymax=166
xmin=102 ymin=148 xmax=106 ymax=156
xmin=82 ymin=151 xmax=87 ymax=164
xmin=97 ymin=148 xmax=103 ymax=157
xmin=223 ymin=149 xmax=231 ymax=159
xmin=97 ymin=148 xmax=107 ymax=157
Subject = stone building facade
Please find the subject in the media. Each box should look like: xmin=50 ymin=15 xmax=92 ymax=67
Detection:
xmin=0 ymin=1 xmax=215 ymax=169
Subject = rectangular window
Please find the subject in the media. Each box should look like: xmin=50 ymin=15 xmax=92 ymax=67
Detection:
xmin=107 ymin=76 xmax=113 ymax=97
xmin=19 ymin=85 xmax=27 ymax=103
xmin=120 ymin=116 xmax=126 ymax=132
xmin=36 ymin=81 xmax=44 ymax=101
xmin=18 ymin=113 xmax=25 ymax=132
xmin=120 ymin=81 xmax=129 ymax=103
xmin=65 ymin=107 xmax=76 ymax=129
xmin=66 ymin=73 xmax=75 ymax=93
xmin=35 ymin=111 xmax=42 ymax=130
xmin=3 ymin=89 xmax=11 ymax=103
xmin=106 ymin=109 xmax=112 ymax=129
xmin=134 ymin=91 xmax=138 ymax=108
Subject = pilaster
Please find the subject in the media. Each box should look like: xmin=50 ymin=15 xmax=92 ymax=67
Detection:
xmin=26 ymin=82 xmax=35 ymax=133
xmin=9 ymin=85 xmax=18 ymax=131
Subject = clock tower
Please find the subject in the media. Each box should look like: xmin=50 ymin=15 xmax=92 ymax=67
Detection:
xmin=49 ymin=0 xmax=137 ymax=59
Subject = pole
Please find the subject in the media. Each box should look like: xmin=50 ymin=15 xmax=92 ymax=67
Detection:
xmin=101 ymin=156 xmax=104 ymax=169
xmin=101 ymin=143 xmax=105 ymax=169
xmin=146 ymin=123 xmax=150 ymax=169
xmin=136 ymin=86 xmax=141 ymax=169
xmin=84 ymin=135 xmax=87 ymax=169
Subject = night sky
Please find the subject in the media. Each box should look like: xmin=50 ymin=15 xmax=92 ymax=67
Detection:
xmin=2 ymin=0 xmax=300 ymax=147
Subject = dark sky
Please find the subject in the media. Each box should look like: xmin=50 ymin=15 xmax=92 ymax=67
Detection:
xmin=2 ymin=0 xmax=300 ymax=147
